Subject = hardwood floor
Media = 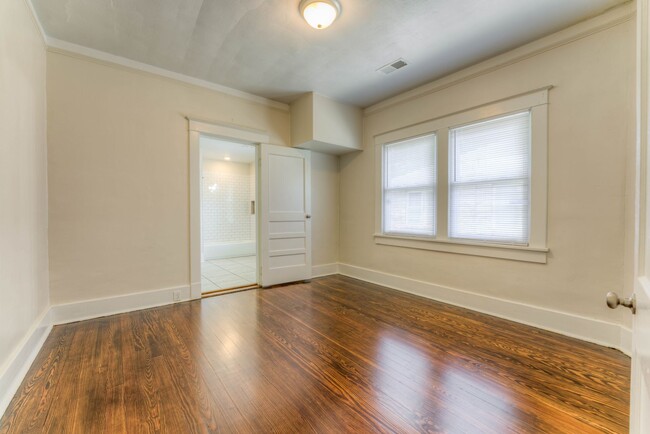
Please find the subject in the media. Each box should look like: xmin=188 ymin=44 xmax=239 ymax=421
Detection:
xmin=0 ymin=275 xmax=630 ymax=433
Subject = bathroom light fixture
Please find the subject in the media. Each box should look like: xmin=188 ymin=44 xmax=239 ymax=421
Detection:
xmin=224 ymin=156 xmax=231 ymax=161
xmin=299 ymin=0 xmax=341 ymax=30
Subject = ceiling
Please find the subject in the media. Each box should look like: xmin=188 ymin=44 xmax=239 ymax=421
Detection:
xmin=201 ymin=136 xmax=256 ymax=163
xmin=32 ymin=0 xmax=627 ymax=107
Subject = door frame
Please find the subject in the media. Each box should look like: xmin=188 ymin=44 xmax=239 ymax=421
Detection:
xmin=632 ymin=0 xmax=650 ymax=430
xmin=188 ymin=118 xmax=269 ymax=300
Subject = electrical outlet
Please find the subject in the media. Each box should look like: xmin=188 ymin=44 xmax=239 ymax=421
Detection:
xmin=173 ymin=290 xmax=181 ymax=302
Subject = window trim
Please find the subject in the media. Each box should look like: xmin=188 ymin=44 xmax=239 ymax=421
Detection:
xmin=374 ymin=87 xmax=550 ymax=263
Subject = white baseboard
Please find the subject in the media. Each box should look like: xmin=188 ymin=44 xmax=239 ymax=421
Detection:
xmin=338 ymin=263 xmax=631 ymax=355
xmin=0 ymin=309 xmax=52 ymax=418
xmin=204 ymin=241 xmax=256 ymax=261
xmin=49 ymin=285 xmax=191 ymax=325
xmin=1 ymin=284 xmax=192 ymax=420
xmin=0 ymin=266 xmax=632 ymax=421
xmin=312 ymin=263 xmax=340 ymax=278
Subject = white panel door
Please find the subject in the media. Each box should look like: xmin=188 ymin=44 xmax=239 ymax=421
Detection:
xmin=631 ymin=1 xmax=650 ymax=431
xmin=260 ymin=144 xmax=311 ymax=287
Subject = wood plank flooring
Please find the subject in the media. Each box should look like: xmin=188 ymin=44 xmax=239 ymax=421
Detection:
xmin=0 ymin=275 xmax=630 ymax=433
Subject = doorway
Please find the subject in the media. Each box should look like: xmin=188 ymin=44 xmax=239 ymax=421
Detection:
xmin=199 ymin=136 xmax=258 ymax=294
xmin=188 ymin=119 xmax=312 ymax=298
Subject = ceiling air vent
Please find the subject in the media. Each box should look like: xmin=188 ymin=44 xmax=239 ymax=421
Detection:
xmin=377 ymin=58 xmax=408 ymax=75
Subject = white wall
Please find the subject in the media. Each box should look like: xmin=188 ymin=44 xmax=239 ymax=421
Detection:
xmin=201 ymin=159 xmax=253 ymax=244
xmin=0 ymin=0 xmax=50 ymax=382
xmin=340 ymin=14 xmax=635 ymax=328
xmin=47 ymin=50 xmax=340 ymax=304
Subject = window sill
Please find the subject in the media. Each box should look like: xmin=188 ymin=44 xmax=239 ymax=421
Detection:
xmin=374 ymin=234 xmax=548 ymax=263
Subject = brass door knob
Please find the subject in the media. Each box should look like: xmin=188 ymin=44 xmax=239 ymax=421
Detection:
xmin=606 ymin=291 xmax=636 ymax=314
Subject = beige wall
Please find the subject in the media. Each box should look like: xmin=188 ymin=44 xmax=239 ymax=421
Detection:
xmin=47 ymin=52 xmax=339 ymax=304
xmin=311 ymin=152 xmax=340 ymax=266
xmin=0 ymin=0 xmax=49 ymax=370
xmin=291 ymin=92 xmax=363 ymax=154
xmin=340 ymin=18 xmax=635 ymax=326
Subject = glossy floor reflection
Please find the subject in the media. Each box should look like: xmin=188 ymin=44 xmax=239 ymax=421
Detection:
xmin=0 ymin=275 xmax=630 ymax=433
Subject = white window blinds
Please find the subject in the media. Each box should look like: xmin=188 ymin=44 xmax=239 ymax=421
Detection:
xmin=449 ymin=111 xmax=531 ymax=244
xmin=383 ymin=135 xmax=436 ymax=236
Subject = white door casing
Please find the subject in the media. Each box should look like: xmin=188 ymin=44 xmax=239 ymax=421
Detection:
xmin=631 ymin=0 xmax=650 ymax=431
xmin=188 ymin=119 xmax=269 ymax=299
xmin=260 ymin=144 xmax=312 ymax=287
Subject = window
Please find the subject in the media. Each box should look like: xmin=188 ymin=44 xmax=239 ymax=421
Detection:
xmin=383 ymin=135 xmax=436 ymax=236
xmin=374 ymin=88 xmax=549 ymax=263
xmin=449 ymin=112 xmax=530 ymax=244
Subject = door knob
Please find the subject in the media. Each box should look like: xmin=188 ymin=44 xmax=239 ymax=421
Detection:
xmin=606 ymin=291 xmax=636 ymax=314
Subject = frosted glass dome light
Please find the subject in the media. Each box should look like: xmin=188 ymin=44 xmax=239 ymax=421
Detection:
xmin=299 ymin=0 xmax=341 ymax=30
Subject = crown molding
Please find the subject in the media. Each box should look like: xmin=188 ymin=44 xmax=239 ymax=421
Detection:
xmin=25 ymin=0 xmax=634 ymax=116
xmin=26 ymin=0 xmax=288 ymax=112
xmin=46 ymin=38 xmax=290 ymax=112
xmin=364 ymin=1 xmax=635 ymax=115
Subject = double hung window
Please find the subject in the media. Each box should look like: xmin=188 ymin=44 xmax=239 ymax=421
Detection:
xmin=376 ymin=89 xmax=549 ymax=263
xmin=448 ymin=112 xmax=530 ymax=244
xmin=383 ymin=135 xmax=437 ymax=237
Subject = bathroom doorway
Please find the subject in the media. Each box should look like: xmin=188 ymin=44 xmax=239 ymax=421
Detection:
xmin=199 ymin=136 xmax=258 ymax=294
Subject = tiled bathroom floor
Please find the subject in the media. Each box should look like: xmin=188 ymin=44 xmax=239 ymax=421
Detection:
xmin=201 ymin=255 xmax=257 ymax=292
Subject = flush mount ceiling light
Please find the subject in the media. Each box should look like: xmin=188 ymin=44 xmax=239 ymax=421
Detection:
xmin=299 ymin=0 xmax=341 ymax=30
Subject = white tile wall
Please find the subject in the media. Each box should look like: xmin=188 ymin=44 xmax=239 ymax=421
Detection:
xmin=202 ymin=160 xmax=254 ymax=243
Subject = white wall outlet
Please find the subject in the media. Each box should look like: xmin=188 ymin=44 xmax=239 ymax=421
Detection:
xmin=173 ymin=290 xmax=181 ymax=302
